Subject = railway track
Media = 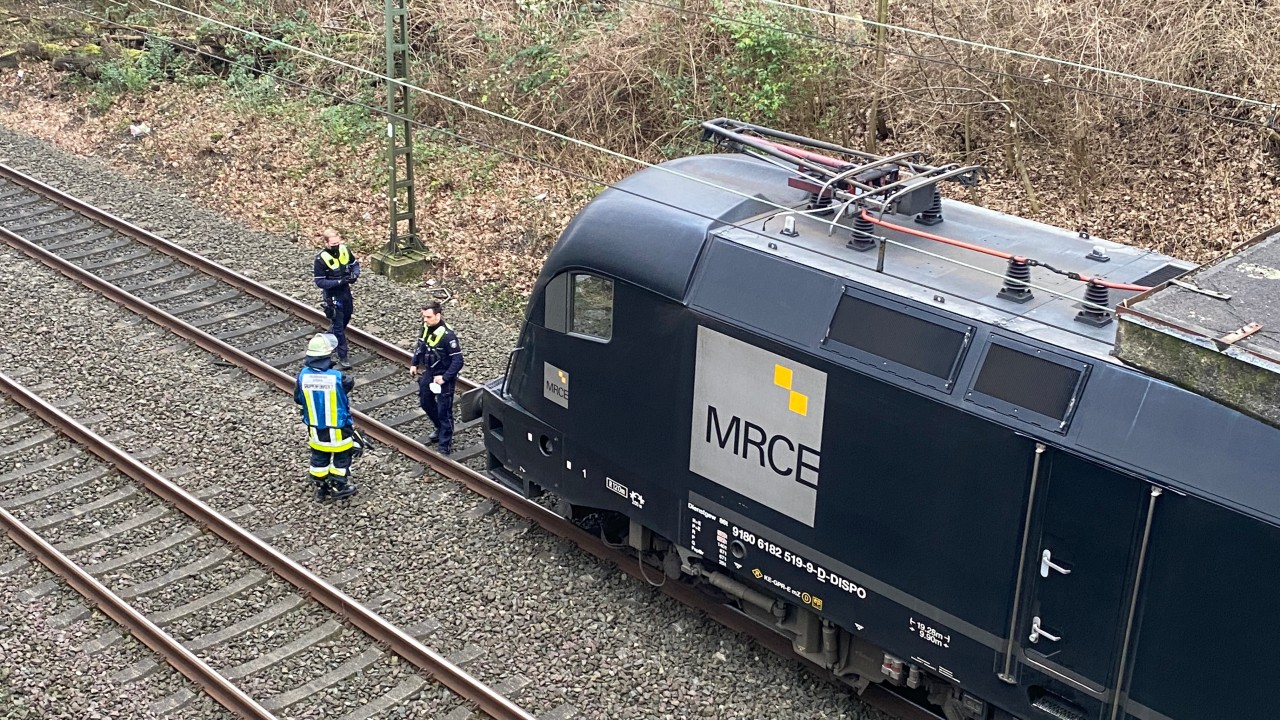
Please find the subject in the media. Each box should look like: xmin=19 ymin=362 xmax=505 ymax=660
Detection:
xmin=0 ymin=164 xmax=940 ymax=720
xmin=0 ymin=370 xmax=534 ymax=719
xmin=0 ymin=164 xmax=481 ymax=453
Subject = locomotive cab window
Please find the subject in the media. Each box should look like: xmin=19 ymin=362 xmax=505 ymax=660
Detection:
xmin=966 ymin=339 xmax=1089 ymax=432
xmin=569 ymin=273 xmax=613 ymax=341
xmin=823 ymin=289 xmax=973 ymax=392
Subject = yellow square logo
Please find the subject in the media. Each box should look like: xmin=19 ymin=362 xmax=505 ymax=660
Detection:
xmin=775 ymin=364 xmax=808 ymax=416
xmin=774 ymin=365 xmax=793 ymax=389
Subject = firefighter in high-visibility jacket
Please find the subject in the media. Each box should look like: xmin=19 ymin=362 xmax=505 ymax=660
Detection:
xmin=294 ymin=333 xmax=359 ymax=501
xmin=313 ymin=228 xmax=360 ymax=370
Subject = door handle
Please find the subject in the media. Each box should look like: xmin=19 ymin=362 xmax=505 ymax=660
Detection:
xmin=1040 ymin=549 xmax=1071 ymax=578
xmin=1029 ymin=616 xmax=1061 ymax=643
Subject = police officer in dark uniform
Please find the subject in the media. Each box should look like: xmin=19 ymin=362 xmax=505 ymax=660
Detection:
xmin=409 ymin=301 xmax=464 ymax=455
xmin=313 ymin=228 xmax=360 ymax=370
xmin=294 ymin=333 xmax=359 ymax=501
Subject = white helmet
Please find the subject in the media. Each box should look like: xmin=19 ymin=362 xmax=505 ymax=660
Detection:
xmin=305 ymin=333 xmax=339 ymax=357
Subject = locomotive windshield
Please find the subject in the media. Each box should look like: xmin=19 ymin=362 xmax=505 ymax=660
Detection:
xmin=569 ymin=274 xmax=614 ymax=341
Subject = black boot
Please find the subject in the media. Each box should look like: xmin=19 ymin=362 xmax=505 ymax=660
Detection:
xmin=331 ymin=474 xmax=358 ymax=501
xmin=311 ymin=475 xmax=331 ymax=502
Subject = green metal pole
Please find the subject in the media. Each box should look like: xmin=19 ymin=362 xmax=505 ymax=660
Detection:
xmin=385 ymin=0 xmax=421 ymax=255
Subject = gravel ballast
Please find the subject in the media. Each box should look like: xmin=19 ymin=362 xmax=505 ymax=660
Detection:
xmin=0 ymin=517 xmax=235 ymax=719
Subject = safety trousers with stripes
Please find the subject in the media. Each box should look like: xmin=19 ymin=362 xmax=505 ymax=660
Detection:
xmin=307 ymin=426 xmax=354 ymax=482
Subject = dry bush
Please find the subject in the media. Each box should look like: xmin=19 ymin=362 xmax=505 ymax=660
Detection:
xmin=404 ymin=0 xmax=1278 ymax=256
xmin=405 ymin=0 xmax=873 ymax=175
xmin=889 ymin=0 xmax=1279 ymax=140
xmin=102 ymin=0 xmax=1280 ymax=175
xmin=77 ymin=0 xmax=1278 ymax=257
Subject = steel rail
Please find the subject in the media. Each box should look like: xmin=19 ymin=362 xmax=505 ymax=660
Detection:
xmin=0 ymin=164 xmax=477 ymax=391
xmin=0 ymin=225 xmax=533 ymax=720
xmin=1 ymin=190 xmax=940 ymax=720
xmin=0 ymin=383 xmax=277 ymax=720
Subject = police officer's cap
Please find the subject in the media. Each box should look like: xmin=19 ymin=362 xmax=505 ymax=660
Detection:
xmin=306 ymin=333 xmax=339 ymax=357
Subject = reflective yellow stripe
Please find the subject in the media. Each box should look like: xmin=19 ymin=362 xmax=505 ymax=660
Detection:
xmin=304 ymin=389 xmax=319 ymax=426
xmin=308 ymin=427 xmax=353 ymax=452
xmin=320 ymin=245 xmax=351 ymax=269
xmin=301 ymin=370 xmax=342 ymax=427
xmin=425 ymin=324 xmax=447 ymax=347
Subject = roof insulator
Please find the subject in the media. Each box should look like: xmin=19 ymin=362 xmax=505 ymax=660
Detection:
xmin=1075 ymin=281 xmax=1113 ymax=327
xmin=998 ymin=258 xmax=1035 ymax=303
xmin=914 ymin=187 xmax=943 ymax=226
xmin=847 ymin=212 xmax=877 ymax=252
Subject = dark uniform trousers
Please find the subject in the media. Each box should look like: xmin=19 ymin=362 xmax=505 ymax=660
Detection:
xmin=323 ymin=290 xmax=354 ymax=362
xmin=418 ymin=376 xmax=456 ymax=451
xmin=314 ymin=243 xmax=359 ymax=363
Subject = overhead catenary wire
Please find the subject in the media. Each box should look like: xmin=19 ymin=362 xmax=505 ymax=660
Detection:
xmin=132 ymin=1 xmax=849 ymax=228
xmin=78 ymin=1 xmax=1141 ymax=315
xmin=752 ymin=0 xmax=1274 ymax=109
xmin=619 ymin=0 xmax=1275 ymax=131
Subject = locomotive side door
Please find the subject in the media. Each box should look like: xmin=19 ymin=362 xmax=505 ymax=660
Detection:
xmin=1015 ymin=448 xmax=1149 ymax=697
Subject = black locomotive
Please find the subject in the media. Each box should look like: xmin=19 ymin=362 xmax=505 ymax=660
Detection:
xmin=467 ymin=119 xmax=1280 ymax=720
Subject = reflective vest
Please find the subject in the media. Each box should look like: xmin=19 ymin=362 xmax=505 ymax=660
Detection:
xmin=319 ymin=244 xmax=352 ymax=271
xmin=423 ymin=323 xmax=450 ymax=347
xmin=297 ymin=367 xmax=353 ymax=431
xmin=421 ymin=323 xmax=451 ymax=368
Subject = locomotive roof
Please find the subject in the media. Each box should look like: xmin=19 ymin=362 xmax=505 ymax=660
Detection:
xmin=548 ymin=152 xmax=1193 ymax=361
xmin=542 ymin=153 xmax=1280 ymax=527
xmin=710 ymin=173 xmax=1193 ymax=363
xmin=546 ymin=154 xmax=813 ymax=301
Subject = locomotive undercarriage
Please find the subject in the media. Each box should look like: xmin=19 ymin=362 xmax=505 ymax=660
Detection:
xmin=555 ymin=497 xmax=995 ymax=720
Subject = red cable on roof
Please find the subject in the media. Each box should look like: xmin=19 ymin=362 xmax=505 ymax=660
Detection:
xmin=862 ymin=210 xmax=1013 ymax=261
xmin=859 ymin=210 xmax=1153 ymax=293
xmin=758 ymin=139 xmax=847 ymax=169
